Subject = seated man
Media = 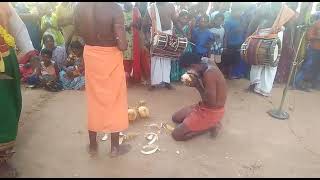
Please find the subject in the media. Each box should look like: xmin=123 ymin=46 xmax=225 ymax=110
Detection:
xmin=172 ymin=52 xmax=227 ymax=141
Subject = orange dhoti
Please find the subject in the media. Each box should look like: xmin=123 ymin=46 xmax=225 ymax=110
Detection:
xmin=184 ymin=103 xmax=224 ymax=132
xmin=84 ymin=45 xmax=128 ymax=132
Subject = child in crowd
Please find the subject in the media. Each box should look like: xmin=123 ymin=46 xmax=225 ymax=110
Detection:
xmin=22 ymin=56 xmax=41 ymax=87
xmin=19 ymin=56 xmax=40 ymax=85
xmin=39 ymin=48 xmax=62 ymax=92
xmin=191 ymin=15 xmax=214 ymax=58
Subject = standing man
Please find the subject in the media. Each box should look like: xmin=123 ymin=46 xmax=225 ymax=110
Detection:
xmin=294 ymin=19 xmax=320 ymax=91
xmin=247 ymin=3 xmax=295 ymax=96
xmin=143 ymin=2 xmax=178 ymax=90
xmin=223 ymin=3 xmax=248 ymax=79
xmin=0 ymin=2 xmax=35 ymax=177
xmin=74 ymin=2 xmax=131 ymax=157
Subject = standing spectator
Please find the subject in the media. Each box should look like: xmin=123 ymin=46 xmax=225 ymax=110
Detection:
xmin=209 ymin=13 xmax=225 ymax=66
xmin=75 ymin=2 xmax=131 ymax=157
xmin=123 ymin=2 xmax=142 ymax=85
xmin=170 ymin=10 xmax=192 ymax=82
xmin=275 ymin=2 xmax=299 ymax=84
xmin=191 ymin=15 xmax=214 ymax=58
xmin=294 ymin=19 xmax=320 ymax=91
xmin=143 ymin=2 xmax=178 ymax=90
xmin=223 ymin=3 xmax=248 ymax=79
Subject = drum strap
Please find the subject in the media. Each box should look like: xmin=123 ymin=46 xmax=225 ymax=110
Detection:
xmin=149 ymin=4 xmax=158 ymax=35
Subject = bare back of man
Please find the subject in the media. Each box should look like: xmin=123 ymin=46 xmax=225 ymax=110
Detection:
xmin=75 ymin=2 xmax=120 ymax=47
xmin=172 ymin=61 xmax=227 ymax=141
xmin=75 ymin=2 xmax=130 ymax=157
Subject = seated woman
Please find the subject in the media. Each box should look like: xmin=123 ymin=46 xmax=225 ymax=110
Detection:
xmin=59 ymin=41 xmax=85 ymax=90
xmin=42 ymin=34 xmax=67 ymax=72
xmin=39 ymin=48 xmax=62 ymax=92
xmin=19 ymin=50 xmax=39 ymax=82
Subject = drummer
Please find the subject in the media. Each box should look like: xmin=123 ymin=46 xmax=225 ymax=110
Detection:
xmin=171 ymin=52 xmax=227 ymax=141
xmin=191 ymin=14 xmax=214 ymax=58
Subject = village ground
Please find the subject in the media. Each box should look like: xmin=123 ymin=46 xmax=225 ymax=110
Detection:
xmin=13 ymin=79 xmax=320 ymax=178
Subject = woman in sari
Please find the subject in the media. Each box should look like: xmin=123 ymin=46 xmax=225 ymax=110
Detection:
xmin=0 ymin=2 xmax=35 ymax=177
xmin=42 ymin=34 xmax=67 ymax=72
xmin=123 ymin=2 xmax=142 ymax=85
xmin=170 ymin=10 xmax=193 ymax=82
xmin=40 ymin=3 xmax=64 ymax=48
xmin=59 ymin=40 xmax=85 ymax=90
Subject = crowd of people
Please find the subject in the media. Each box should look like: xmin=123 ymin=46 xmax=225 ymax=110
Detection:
xmin=12 ymin=2 xmax=320 ymax=93
xmin=1 ymin=2 xmax=320 ymax=177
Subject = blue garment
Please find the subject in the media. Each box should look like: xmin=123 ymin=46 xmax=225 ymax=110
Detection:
xmin=27 ymin=74 xmax=40 ymax=85
xmin=230 ymin=54 xmax=249 ymax=79
xmin=59 ymin=71 xmax=85 ymax=90
xmin=192 ymin=27 xmax=214 ymax=57
xmin=294 ymin=47 xmax=320 ymax=88
xmin=223 ymin=16 xmax=248 ymax=78
xmin=224 ymin=16 xmax=245 ymax=47
xmin=195 ymin=15 xmax=201 ymax=27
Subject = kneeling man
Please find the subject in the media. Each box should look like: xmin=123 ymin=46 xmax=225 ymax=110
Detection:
xmin=172 ymin=52 xmax=227 ymax=141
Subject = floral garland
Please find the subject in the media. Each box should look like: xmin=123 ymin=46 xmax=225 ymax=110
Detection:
xmin=0 ymin=25 xmax=16 ymax=48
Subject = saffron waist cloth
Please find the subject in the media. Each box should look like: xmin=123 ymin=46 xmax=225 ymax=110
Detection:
xmin=184 ymin=102 xmax=225 ymax=132
xmin=0 ymin=48 xmax=22 ymax=152
xmin=84 ymin=45 xmax=128 ymax=133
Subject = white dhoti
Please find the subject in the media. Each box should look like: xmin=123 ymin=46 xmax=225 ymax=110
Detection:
xmin=151 ymin=56 xmax=171 ymax=85
xmin=250 ymin=65 xmax=278 ymax=96
xmin=249 ymin=29 xmax=284 ymax=97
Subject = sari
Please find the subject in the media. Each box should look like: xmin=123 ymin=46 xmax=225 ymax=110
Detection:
xmin=0 ymin=3 xmax=21 ymax=163
xmin=123 ymin=7 xmax=142 ymax=83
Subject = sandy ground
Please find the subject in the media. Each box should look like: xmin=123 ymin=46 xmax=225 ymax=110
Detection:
xmin=13 ymin=79 xmax=320 ymax=177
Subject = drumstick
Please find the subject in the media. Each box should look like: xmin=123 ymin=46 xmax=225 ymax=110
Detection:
xmin=188 ymin=41 xmax=196 ymax=46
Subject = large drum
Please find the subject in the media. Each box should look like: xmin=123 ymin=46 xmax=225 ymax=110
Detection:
xmin=151 ymin=33 xmax=188 ymax=59
xmin=240 ymin=36 xmax=282 ymax=67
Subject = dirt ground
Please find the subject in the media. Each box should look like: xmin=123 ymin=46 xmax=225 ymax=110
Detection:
xmin=13 ymin=79 xmax=320 ymax=177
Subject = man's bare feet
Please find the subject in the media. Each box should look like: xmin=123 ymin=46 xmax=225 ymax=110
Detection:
xmin=87 ymin=143 xmax=98 ymax=156
xmin=0 ymin=162 xmax=18 ymax=178
xmin=110 ymin=144 xmax=132 ymax=158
